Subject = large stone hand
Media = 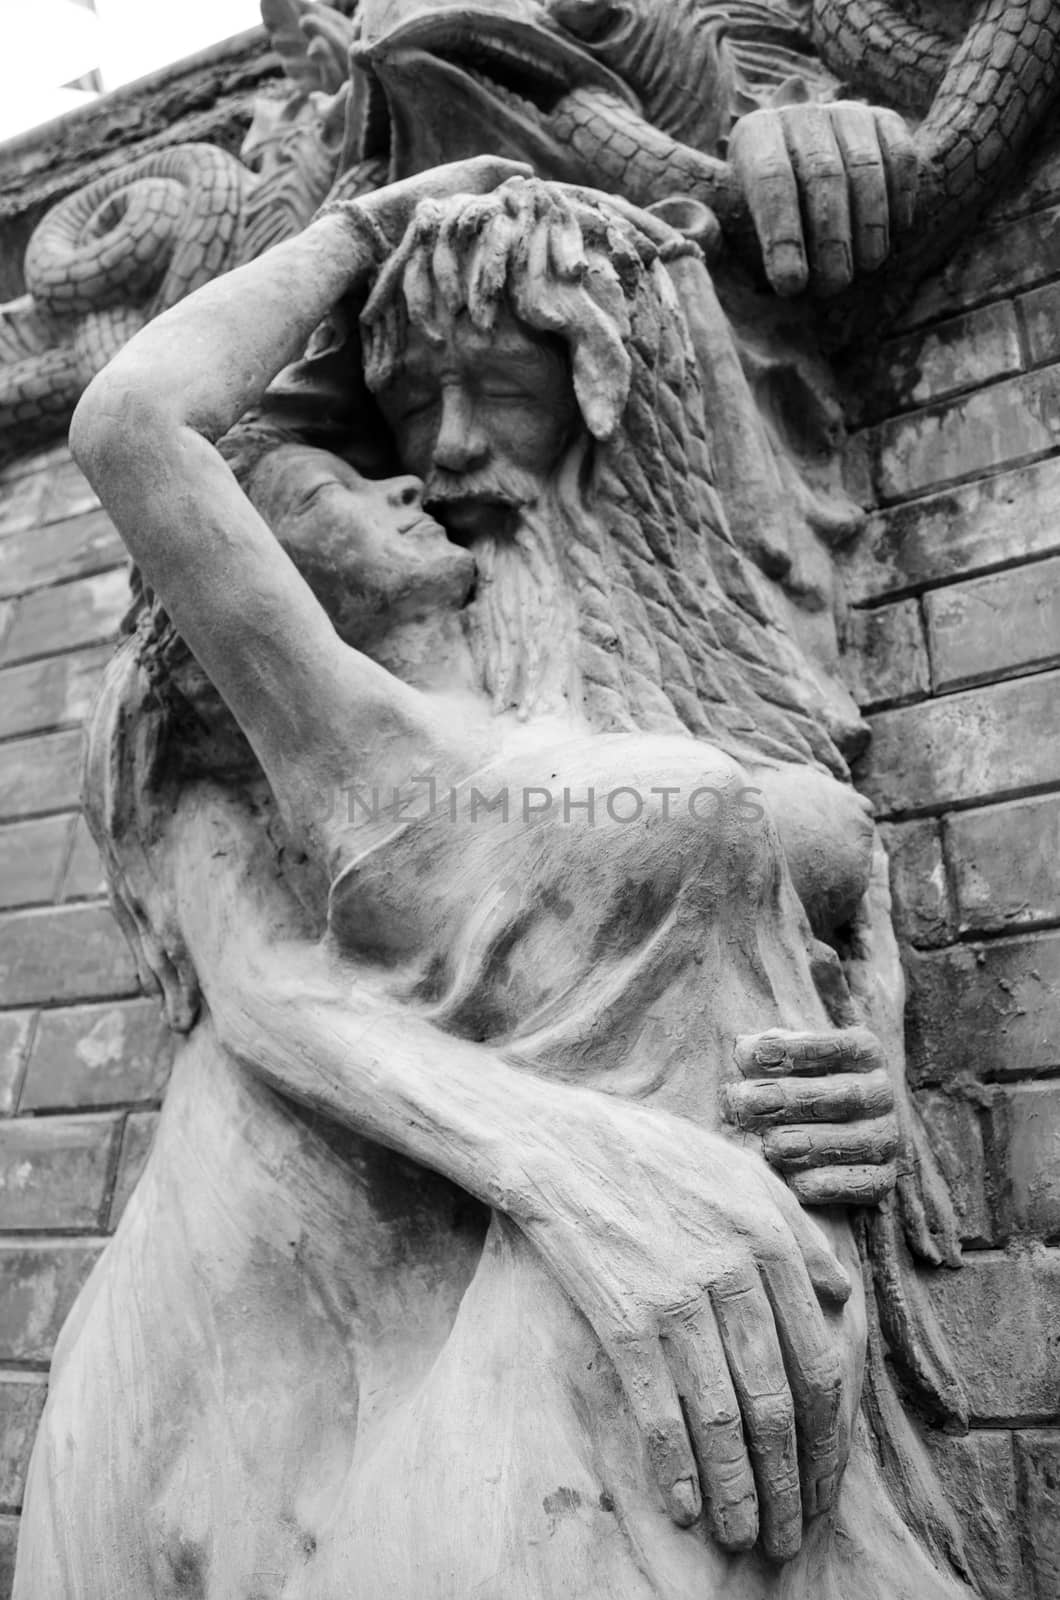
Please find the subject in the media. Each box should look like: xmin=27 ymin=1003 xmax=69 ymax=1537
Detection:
xmin=726 ymin=1026 xmax=899 ymax=1205
xmin=728 ymin=101 xmax=918 ymax=297
xmin=518 ymin=1098 xmax=852 ymax=1562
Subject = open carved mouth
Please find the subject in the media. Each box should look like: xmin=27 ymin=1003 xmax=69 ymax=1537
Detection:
xmin=355 ymin=8 xmax=638 ymax=173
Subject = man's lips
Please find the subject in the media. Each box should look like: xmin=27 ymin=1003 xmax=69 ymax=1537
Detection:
xmin=428 ymin=494 xmax=523 ymax=542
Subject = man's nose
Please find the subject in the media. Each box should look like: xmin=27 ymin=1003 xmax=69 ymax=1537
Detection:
xmin=432 ymin=386 xmax=488 ymax=473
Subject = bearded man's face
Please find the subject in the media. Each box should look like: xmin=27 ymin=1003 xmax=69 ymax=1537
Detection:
xmin=374 ymin=304 xmax=579 ymax=543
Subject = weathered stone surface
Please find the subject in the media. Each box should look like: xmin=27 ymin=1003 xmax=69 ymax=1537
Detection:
xmin=927 ymin=1249 xmax=1060 ymax=1422
xmin=0 ymin=1515 xmax=17 ymax=1598
xmin=0 ymin=472 xmax=47 ymax=540
xmin=905 ymin=930 xmax=1060 ymax=1087
xmin=0 ymin=1378 xmax=46 ymax=1509
xmin=841 ymin=454 xmax=1060 ymax=603
xmin=850 ymin=301 xmax=1022 ymax=425
xmin=1015 ymin=1430 xmax=1060 ymax=1598
xmin=22 ymin=1000 xmax=172 ymax=1112
xmin=0 ymin=510 xmax=124 ymax=601
xmin=0 ymin=645 xmax=109 ymax=742
xmin=109 ymin=1111 xmax=159 ymax=1229
xmin=923 ymin=1431 xmax=1025 ymax=1600
xmin=0 ymin=1115 xmax=120 ymax=1232
xmin=0 ymin=904 xmax=139 ymax=1006
xmin=898 ymin=203 xmax=1060 ymax=330
xmin=879 ymin=818 xmax=954 ymax=947
xmin=1020 ymin=279 xmax=1060 ymax=370
xmin=843 ymin=599 xmax=930 ymax=710
xmin=947 ymin=795 xmax=1060 ymax=935
xmin=924 ymin=556 xmax=1060 ymax=691
xmin=0 ymin=730 xmax=82 ymax=822
xmin=916 ymin=1088 xmax=992 ymax=1244
xmin=858 ymin=669 xmax=1059 ymax=817
xmin=869 ymin=366 xmax=1060 ymax=503
xmin=0 ymin=1015 xmax=33 ymax=1119
xmin=0 ymin=815 xmax=72 ymax=911
xmin=59 ymin=818 xmax=106 ymax=903
xmin=0 ymin=568 xmax=129 ymax=668
xmin=1001 ymin=1083 xmax=1060 ymax=1237
xmin=0 ymin=1241 xmax=103 ymax=1363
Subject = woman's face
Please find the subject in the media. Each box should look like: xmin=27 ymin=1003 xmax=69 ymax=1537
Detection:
xmin=249 ymin=446 xmax=476 ymax=650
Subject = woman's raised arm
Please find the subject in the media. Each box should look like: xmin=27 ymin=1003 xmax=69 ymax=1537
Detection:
xmin=69 ymin=158 xmax=523 ymax=859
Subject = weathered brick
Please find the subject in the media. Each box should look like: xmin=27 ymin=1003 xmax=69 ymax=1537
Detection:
xmin=0 ymin=815 xmax=72 ymax=911
xmin=59 ymin=817 xmax=105 ymax=902
xmin=0 ymin=904 xmax=139 ymax=1006
xmin=923 ymin=1432 xmax=1024 ymax=1600
xmin=0 ymin=1015 xmax=33 ymax=1119
xmin=1022 ymin=281 xmax=1060 ymax=373
xmin=858 ymin=670 xmax=1060 ymax=817
xmin=947 ymin=795 xmax=1060 ymax=935
xmin=0 ymin=1376 xmax=46 ymax=1509
xmin=925 ymin=556 xmax=1060 ymax=692
xmin=0 ymin=604 xmax=11 ymax=658
xmin=0 ymin=568 xmax=127 ymax=668
xmin=0 ymin=1514 xmax=16 ymax=1598
xmin=0 ymin=645 xmax=108 ymax=742
xmin=0 ymin=730 xmax=82 ymax=822
xmin=0 ymin=1115 xmax=119 ymax=1231
xmin=843 ymin=598 xmax=929 ymax=710
xmin=22 ymin=999 xmax=172 ymax=1112
xmin=899 ymin=204 xmax=1060 ymax=330
xmin=1016 ymin=1430 xmax=1060 ymax=1597
xmin=869 ymin=366 xmax=1060 ymax=503
xmin=927 ymin=1248 xmax=1060 ymax=1421
xmin=840 ymin=454 xmax=1060 ymax=603
xmin=880 ymin=819 xmax=954 ymax=947
xmin=0 ymin=509 xmax=123 ymax=601
xmin=850 ymin=301 xmax=1022 ymax=425
xmin=905 ymin=930 xmax=1060 ymax=1087
xmin=0 ymin=1241 xmax=102 ymax=1363
xmin=37 ymin=456 xmax=98 ymax=526
xmin=110 ymin=1110 xmax=158 ymax=1228
xmin=0 ymin=471 xmax=47 ymax=539
xmin=916 ymin=1088 xmax=992 ymax=1244
xmin=1000 ymin=1083 xmax=1060 ymax=1237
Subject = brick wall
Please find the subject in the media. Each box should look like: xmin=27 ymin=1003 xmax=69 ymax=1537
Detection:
xmin=0 ymin=443 xmax=172 ymax=1593
xmin=838 ymin=131 xmax=1060 ymax=1600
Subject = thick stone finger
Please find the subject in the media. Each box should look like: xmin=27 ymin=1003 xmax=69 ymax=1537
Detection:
xmin=729 ymin=109 xmax=808 ymax=296
xmin=874 ymin=108 xmax=918 ymax=232
xmin=711 ymin=1269 xmax=803 ymax=1561
xmin=727 ymin=1070 xmax=894 ymax=1129
xmin=790 ymin=1162 xmax=898 ymax=1207
xmin=763 ymin=1115 xmax=899 ymax=1172
xmin=664 ymin=1302 xmax=759 ymax=1552
xmin=768 ymin=1179 xmax=851 ymax=1307
xmin=757 ymin=1251 xmax=844 ymax=1520
xmin=734 ymin=1026 xmax=883 ymax=1079
xmin=783 ymin=105 xmax=853 ymax=295
xmin=607 ymin=1328 xmax=702 ymax=1526
xmin=831 ymin=101 xmax=891 ymax=272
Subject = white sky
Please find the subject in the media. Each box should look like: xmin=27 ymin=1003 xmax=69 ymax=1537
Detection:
xmin=0 ymin=0 xmax=264 ymax=143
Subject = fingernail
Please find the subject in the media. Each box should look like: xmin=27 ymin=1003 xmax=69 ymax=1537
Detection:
xmin=670 ymin=1477 xmax=700 ymax=1526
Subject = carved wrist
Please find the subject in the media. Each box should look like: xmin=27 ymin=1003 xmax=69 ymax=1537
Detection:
xmin=313 ymin=200 xmax=392 ymax=274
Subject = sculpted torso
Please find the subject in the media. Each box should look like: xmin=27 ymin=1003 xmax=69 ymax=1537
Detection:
xmin=15 ymin=168 xmax=968 ymax=1600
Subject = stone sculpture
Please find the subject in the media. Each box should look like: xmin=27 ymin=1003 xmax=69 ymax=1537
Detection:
xmin=2 ymin=0 xmax=1058 ymax=457
xmin=10 ymin=1 xmax=1057 ymax=1593
xmin=15 ymin=155 xmax=972 ymax=1596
